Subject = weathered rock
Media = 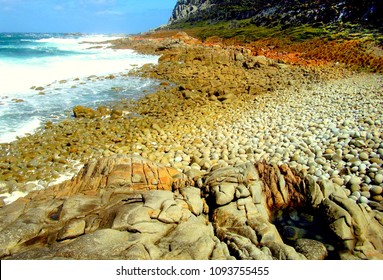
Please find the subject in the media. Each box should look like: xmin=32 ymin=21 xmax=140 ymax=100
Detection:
xmin=57 ymin=219 xmax=86 ymax=241
xmin=34 ymin=154 xmax=191 ymax=198
xmin=180 ymin=187 xmax=203 ymax=216
xmin=205 ymin=161 xmax=383 ymax=260
xmin=294 ymin=239 xmax=328 ymax=260
xmin=55 ymin=229 xmax=133 ymax=259
xmin=1 ymin=156 xmax=383 ymax=260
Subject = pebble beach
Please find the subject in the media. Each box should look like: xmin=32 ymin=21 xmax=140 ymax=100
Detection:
xmin=0 ymin=34 xmax=382 ymax=214
xmin=0 ymin=33 xmax=383 ymax=260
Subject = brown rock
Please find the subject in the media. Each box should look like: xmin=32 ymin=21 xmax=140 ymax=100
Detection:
xmin=73 ymin=105 xmax=96 ymax=118
xmin=1 ymin=155 xmax=383 ymax=260
xmin=55 ymin=229 xmax=133 ymax=259
xmin=58 ymin=219 xmax=86 ymax=240
xmin=52 ymin=154 xmax=190 ymax=197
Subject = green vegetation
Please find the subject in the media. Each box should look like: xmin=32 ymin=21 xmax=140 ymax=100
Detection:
xmin=167 ymin=19 xmax=383 ymax=46
xmin=159 ymin=19 xmax=383 ymax=73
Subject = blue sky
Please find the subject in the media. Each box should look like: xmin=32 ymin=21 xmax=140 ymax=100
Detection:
xmin=0 ymin=0 xmax=178 ymax=33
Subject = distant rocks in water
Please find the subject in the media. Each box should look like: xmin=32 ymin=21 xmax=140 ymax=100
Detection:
xmin=1 ymin=154 xmax=382 ymax=260
xmin=31 ymin=86 xmax=45 ymax=91
xmin=11 ymin=99 xmax=24 ymax=103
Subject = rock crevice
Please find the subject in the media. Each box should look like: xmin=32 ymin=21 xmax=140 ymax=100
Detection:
xmin=1 ymin=154 xmax=382 ymax=260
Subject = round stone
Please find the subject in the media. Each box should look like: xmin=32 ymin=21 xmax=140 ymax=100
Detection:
xmin=369 ymin=167 xmax=379 ymax=172
xmin=361 ymin=191 xmax=371 ymax=199
xmin=282 ymin=226 xmax=307 ymax=241
xmin=351 ymin=191 xmax=361 ymax=199
xmin=359 ymin=152 xmax=369 ymax=161
xmin=349 ymin=184 xmax=361 ymax=192
xmin=370 ymin=186 xmax=383 ymax=195
xmin=190 ymin=163 xmax=201 ymax=170
xmin=364 ymin=176 xmax=372 ymax=184
xmin=348 ymin=176 xmax=361 ymax=186
xmin=352 ymin=160 xmax=362 ymax=167
xmin=371 ymin=195 xmax=383 ymax=202
xmin=358 ymin=196 xmax=369 ymax=204
xmin=174 ymin=156 xmax=183 ymax=163
xmin=295 ymin=239 xmax=328 ymax=260
xmin=351 ymin=166 xmax=359 ymax=172
xmin=173 ymin=162 xmax=184 ymax=170
xmin=343 ymin=188 xmax=351 ymax=196
xmin=359 ymin=163 xmax=367 ymax=173
xmin=332 ymin=177 xmax=344 ymax=186
xmin=374 ymin=174 xmax=383 ymax=184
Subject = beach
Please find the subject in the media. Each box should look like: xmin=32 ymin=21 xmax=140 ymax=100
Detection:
xmin=0 ymin=32 xmax=382 ymax=260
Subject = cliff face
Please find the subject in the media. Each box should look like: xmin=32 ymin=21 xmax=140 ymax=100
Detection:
xmin=169 ymin=0 xmax=213 ymax=23
xmin=169 ymin=0 xmax=382 ymax=27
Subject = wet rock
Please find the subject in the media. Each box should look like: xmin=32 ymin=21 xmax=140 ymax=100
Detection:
xmin=12 ymin=99 xmax=25 ymax=103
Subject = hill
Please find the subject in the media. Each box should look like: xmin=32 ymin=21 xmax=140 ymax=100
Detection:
xmin=169 ymin=0 xmax=382 ymax=28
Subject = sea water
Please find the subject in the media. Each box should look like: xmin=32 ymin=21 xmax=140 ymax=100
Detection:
xmin=0 ymin=33 xmax=160 ymax=143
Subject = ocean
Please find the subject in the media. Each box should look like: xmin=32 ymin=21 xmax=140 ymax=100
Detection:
xmin=0 ymin=33 xmax=159 ymax=143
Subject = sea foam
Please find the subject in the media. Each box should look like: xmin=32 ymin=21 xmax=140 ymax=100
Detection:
xmin=0 ymin=33 xmax=159 ymax=143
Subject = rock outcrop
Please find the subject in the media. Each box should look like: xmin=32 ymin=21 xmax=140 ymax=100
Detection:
xmin=1 ymin=154 xmax=382 ymax=260
xmin=170 ymin=0 xmax=213 ymax=24
xmin=169 ymin=0 xmax=383 ymax=28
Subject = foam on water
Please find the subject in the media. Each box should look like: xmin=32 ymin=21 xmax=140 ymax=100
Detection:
xmin=0 ymin=35 xmax=156 ymax=96
xmin=0 ymin=33 xmax=160 ymax=143
xmin=0 ymin=116 xmax=41 ymax=143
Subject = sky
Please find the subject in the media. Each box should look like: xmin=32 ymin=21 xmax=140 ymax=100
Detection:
xmin=0 ymin=0 xmax=178 ymax=34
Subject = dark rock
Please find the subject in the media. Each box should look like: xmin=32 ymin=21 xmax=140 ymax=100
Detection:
xmin=169 ymin=0 xmax=383 ymax=28
xmin=295 ymin=239 xmax=328 ymax=260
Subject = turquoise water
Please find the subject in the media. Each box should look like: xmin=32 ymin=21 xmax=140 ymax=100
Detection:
xmin=0 ymin=33 xmax=159 ymax=143
xmin=0 ymin=33 xmax=82 ymax=59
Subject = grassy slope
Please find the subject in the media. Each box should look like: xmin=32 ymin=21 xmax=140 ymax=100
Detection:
xmin=154 ymin=20 xmax=383 ymax=72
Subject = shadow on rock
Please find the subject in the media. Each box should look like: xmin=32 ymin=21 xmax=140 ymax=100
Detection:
xmin=0 ymin=155 xmax=382 ymax=260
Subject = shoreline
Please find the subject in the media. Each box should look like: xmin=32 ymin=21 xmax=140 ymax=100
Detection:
xmin=0 ymin=32 xmax=383 ymax=260
xmin=1 ymin=33 xmax=383 ymax=210
xmin=0 ymin=33 xmax=160 ymax=145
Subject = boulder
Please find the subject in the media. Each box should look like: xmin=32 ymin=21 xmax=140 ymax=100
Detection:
xmin=73 ymin=105 xmax=96 ymax=118
xmin=294 ymin=239 xmax=328 ymax=260
xmin=1 ymin=155 xmax=383 ymax=260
